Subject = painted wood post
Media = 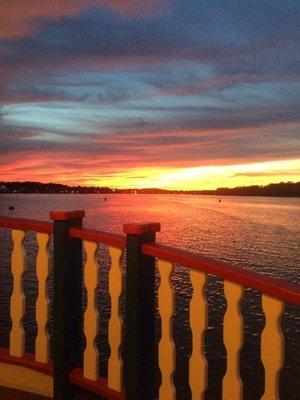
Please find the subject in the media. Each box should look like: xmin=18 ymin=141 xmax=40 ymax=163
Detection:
xmin=123 ymin=222 xmax=161 ymax=400
xmin=50 ymin=210 xmax=85 ymax=400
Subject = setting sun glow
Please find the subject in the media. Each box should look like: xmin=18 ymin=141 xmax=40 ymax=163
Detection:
xmin=85 ymin=159 xmax=300 ymax=190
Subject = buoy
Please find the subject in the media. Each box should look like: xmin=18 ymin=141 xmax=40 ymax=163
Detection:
xmin=218 ymin=199 xmax=221 ymax=203
xmin=9 ymin=206 xmax=15 ymax=210
xmin=104 ymin=197 xmax=107 ymax=202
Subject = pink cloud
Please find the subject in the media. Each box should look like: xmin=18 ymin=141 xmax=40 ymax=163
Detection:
xmin=0 ymin=0 xmax=171 ymax=39
xmin=0 ymin=124 xmax=299 ymax=187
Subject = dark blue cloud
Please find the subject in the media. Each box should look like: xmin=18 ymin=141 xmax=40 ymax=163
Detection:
xmin=0 ymin=0 xmax=299 ymax=177
xmin=3 ymin=1 xmax=299 ymax=70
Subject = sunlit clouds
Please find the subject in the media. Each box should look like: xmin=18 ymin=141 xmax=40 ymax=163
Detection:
xmin=0 ymin=1 xmax=299 ymax=189
xmin=0 ymin=0 xmax=171 ymax=38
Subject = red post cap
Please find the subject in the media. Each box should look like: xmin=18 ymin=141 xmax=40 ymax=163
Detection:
xmin=50 ymin=210 xmax=85 ymax=221
xmin=123 ymin=222 xmax=161 ymax=235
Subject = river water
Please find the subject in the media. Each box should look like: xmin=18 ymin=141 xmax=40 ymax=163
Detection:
xmin=0 ymin=194 xmax=299 ymax=399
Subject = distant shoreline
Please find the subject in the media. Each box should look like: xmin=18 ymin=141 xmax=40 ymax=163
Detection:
xmin=0 ymin=181 xmax=299 ymax=198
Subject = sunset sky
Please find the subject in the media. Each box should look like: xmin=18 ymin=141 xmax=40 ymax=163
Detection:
xmin=1 ymin=0 xmax=299 ymax=189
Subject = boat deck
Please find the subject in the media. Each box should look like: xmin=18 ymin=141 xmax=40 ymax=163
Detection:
xmin=0 ymin=387 xmax=105 ymax=400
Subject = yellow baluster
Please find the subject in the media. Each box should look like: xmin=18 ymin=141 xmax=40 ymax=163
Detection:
xmin=222 ymin=280 xmax=244 ymax=400
xmin=83 ymin=240 xmax=99 ymax=380
xmin=261 ymin=294 xmax=285 ymax=400
xmin=189 ymin=269 xmax=207 ymax=400
xmin=10 ymin=229 xmax=26 ymax=357
xmin=35 ymin=232 xmax=51 ymax=363
xmin=158 ymin=259 xmax=176 ymax=400
xmin=108 ymin=246 xmax=123 ymax=391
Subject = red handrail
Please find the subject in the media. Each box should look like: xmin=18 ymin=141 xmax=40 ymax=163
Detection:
xmin=69 ymin=226 xmax=126 ymax=249
xmin=69 ymin=370 xmax=124 ymax=400
xmin=143 ymin=242 xmax=300 ymax=306
xmin=0 ymin=216 xmax=53 ymax=234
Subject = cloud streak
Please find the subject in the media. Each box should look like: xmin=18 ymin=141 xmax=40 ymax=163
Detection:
xmin=0 ymin=0 xmax=171 ymax=38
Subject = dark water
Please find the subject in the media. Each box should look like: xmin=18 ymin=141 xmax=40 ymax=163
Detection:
xmin=0 ymin=194 xmax=299 ymax=399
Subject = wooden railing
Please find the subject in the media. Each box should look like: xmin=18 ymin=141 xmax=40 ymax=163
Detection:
xmin=142 ymin=243 xmax=300 ymax=400
xmin=0 ymin=216 xmax=53 ymax=397
xmin=68 ymin=225 xmax=125 ymax=395
xmin=0 ymin=211 xmax=299 ymax=400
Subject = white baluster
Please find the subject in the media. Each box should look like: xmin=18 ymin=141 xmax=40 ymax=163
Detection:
xmin=189 ymin=269 xmax=207 ymax=400
xmin=83 ymin=240 xmax=99 ymax=380
xmin=222 ymin=280 xmax=244 ymax=400
xmin=158 ymin=259 xmax=176 ymax=400
xmin=10 ymin=229 xmax=26 ymax=357
xmin=261 ymin=294 xmax=285 ymax=400
xmin=35 ymin=232 xmax=51 ymax=363
xmin=108 ymin=246 xmax=123 ymax=391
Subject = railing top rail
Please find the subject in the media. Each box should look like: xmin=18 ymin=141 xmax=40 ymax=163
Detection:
xmin=70 ymin=226 xmax=126 ymax=249
xmin=0 ymin=216 xmax=53 ymax=234
xmin=143 ymin=242 xmax=300 ymax=306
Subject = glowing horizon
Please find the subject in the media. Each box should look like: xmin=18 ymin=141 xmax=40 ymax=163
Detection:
xmin=1 ymin=158 xmax=299 ymax=191
xmin=47 ymin=158 xmax=300 ymax=190
xmin=96 ymin=159 xmax=300 ymax=190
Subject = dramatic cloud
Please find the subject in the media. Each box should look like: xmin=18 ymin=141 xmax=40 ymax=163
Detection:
xmin=0 ymin=0 xmax=299 ymax=188
xmin=0 ymin=0 xmax=171 ymax=38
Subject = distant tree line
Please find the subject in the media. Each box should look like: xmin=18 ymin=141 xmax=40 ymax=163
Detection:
xmin=0 ymin=181 xmax=299 ymax=197
xmin=0 ymin=181 xmax=215 ymax=195
xmin=215 ymin=182 xmax=300 ymax=197
xmin=0 ymin=181 xmax=114 ymax=194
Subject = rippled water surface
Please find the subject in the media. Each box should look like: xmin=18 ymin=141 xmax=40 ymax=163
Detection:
xmin=0 ymin=194 xmax=299 ymax=399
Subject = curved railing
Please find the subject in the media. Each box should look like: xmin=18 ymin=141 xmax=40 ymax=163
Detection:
xmin=68 ymin=225 xmax=125 ymax=399
xmin=0 ymin=216 xmax=53 ymax=397
xmin=0 ymin=213 xmax=125 ymax=400
xmin=142 ymin=242 xmax=300 ymax=400
xmin=143 ymin=243 xmax=300 ymax=305
xmin=0 ymin=212 xmax=299 ymax=400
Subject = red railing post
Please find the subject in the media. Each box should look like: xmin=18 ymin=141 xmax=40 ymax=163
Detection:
xmin=123 ymin=222 xmax=160 ymax=400
xmin=50 ymin=210 xmax=85 ymax=400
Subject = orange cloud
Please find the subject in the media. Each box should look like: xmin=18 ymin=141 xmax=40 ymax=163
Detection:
xmin=0 ymin=0 xmax=171 ymax=38
xmin=0 ymin=148 xmax=299 ymax=190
